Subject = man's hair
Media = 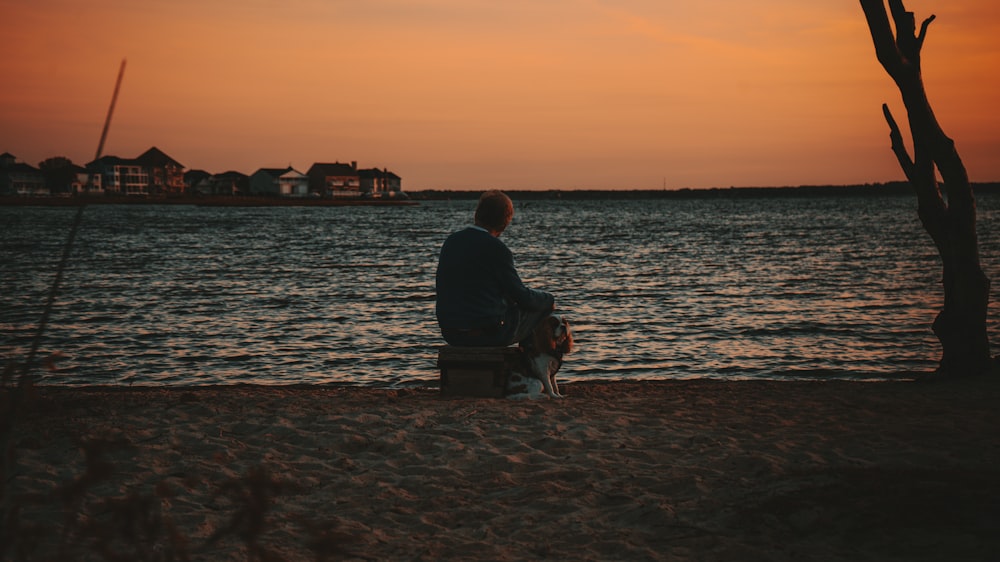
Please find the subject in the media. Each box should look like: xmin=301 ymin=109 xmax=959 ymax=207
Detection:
xmin=474 ymin=190 xmax=514 ymax=232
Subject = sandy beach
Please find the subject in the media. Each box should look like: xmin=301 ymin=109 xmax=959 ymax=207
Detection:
xmin=4 ymin=378 xmax=999 ymax=561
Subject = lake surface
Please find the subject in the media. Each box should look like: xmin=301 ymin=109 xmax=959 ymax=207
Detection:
xmin=3 ymin=195 xmax=1000 ymax=386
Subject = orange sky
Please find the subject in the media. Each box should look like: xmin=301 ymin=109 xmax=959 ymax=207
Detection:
xmin=2 ymin=0 xmax=998 ymax=190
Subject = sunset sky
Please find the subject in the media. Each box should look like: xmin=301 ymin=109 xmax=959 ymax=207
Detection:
xmin=2 ymin=0 xmax=998 ymax=190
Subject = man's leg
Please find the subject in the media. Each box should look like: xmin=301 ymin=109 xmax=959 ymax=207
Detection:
xmin=442 ymin=326 xmax=507 ymax=347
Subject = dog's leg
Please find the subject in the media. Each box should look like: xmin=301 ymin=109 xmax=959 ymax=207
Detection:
xmin=549 ymin=358 xmax=564 ymax=397
xmin=531 ymin=355 xmax=561 ymax=398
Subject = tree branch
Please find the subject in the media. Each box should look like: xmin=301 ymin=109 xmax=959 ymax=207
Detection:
xmin=884 ymin=103 xmax=947 ymax=253
xmin=882 ymin=104 xmax=915 ymax=180
xmin=860 ymin=0 xmax=903 ymax=77
xmin=889 ymin=0 xmax=918 ymax=61
xmin=917 ymin=14 xmax=936 ymax=49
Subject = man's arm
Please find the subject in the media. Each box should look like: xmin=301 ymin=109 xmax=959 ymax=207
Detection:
xmin=497 ymin=246 xmax=554 ymax=312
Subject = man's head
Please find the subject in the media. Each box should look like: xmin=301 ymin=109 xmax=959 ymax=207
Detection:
xmin=474 ymin=190 xmax=514 ymax=236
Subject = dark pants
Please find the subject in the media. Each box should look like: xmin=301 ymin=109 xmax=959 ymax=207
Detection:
xmin=442 ymin=306 xmax=551 ymax=348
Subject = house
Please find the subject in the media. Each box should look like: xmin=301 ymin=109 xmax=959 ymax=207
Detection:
xmin=61 ymin=164 xmax=103 ymax=195
xmin=307 ymin=162 xmax=361 ymax=198
xmin=184 ymin=169 xmax=212 ymax=194
xmin=0 ymin=153 xmax=48 ymax=196
xmin=358 ymin=168 xmax=402 ymax=197
xmin=249 ymin=167 xmax=309 ymax=197
xmin=187 ymin=169 xmax=248 ymax=196
xmin=208 ymin=170 xmax=249 ymax=196
xmin=136 ymin=146 xmax=185 ymax=195
xmin=74 ymin=164 xmax=103 ymax=195
xmin=87 ymin=155 xmax=149 ymax=195
xmin=86 ymin=147 xmax=184 ymax=196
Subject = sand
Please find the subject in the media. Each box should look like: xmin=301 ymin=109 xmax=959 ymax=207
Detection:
xmin=4 ymin=378 xmax=1000 ymax=561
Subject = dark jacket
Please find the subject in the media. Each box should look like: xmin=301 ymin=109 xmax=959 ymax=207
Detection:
xmin=435 ymin=226 xmax=553 ymax=341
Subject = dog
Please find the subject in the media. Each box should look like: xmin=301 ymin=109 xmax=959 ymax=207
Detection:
xmin=506 ymin=314 xmax=573 ymax=399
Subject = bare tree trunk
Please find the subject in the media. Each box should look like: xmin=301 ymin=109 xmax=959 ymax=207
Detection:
xmin=860 ymin=0 xmax=993 ymax=376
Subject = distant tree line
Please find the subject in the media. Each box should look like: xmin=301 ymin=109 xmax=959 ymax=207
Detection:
xmin=407 ymin=182 xmax=1000 ymax=201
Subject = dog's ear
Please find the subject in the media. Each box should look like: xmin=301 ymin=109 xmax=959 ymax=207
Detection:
xmin=532 ymin=316 xmax=556 ymax=352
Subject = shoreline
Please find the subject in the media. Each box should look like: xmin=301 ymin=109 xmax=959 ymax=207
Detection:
xmin=5 ymin=182 xmax=1000 ymax=206
xmin=6 ymin=378 xmax=999 ymax=560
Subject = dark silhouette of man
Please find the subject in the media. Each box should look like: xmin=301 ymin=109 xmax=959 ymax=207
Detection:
xmin=435 ymin=190 xmax=554 ymax=347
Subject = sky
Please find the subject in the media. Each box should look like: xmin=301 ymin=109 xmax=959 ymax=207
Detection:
xmin=2 ymin=0 xmax=998 ymax=190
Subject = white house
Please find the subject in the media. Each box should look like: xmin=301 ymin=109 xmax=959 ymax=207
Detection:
xmin=249 ymin=167 xmax=309 ymax=197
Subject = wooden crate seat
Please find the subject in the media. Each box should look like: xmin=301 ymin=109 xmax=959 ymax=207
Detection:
xmin=437 ymin=345 xmax=523 ymax=397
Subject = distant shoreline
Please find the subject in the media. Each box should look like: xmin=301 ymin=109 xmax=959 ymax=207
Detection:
xmin=409 ymin=181 xmax=1000 ymax=200
xmin=4 ymin=182 xmax=1000 ymax=206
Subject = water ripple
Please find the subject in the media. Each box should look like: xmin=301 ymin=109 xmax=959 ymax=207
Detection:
xmin=3 ymin=196 xmax=1000 ymax=385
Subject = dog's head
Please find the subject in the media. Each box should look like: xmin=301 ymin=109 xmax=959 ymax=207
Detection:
xmin=533 ymin=314 xmax=573 ymax=358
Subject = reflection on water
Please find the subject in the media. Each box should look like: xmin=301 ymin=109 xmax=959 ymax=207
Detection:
xmin=2 ymin=195 xmax=999 ymax=386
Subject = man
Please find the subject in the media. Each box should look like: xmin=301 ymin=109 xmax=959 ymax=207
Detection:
xmin=435 ymin=190 xmax=554 ymax=347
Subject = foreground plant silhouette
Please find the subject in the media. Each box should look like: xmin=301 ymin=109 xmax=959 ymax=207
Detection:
xmin=1 ymin=371 xmax=357 ymax=560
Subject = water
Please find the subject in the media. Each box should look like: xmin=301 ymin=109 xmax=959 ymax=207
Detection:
xmin=3 ymin=195 xmax=1000 ymax=386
